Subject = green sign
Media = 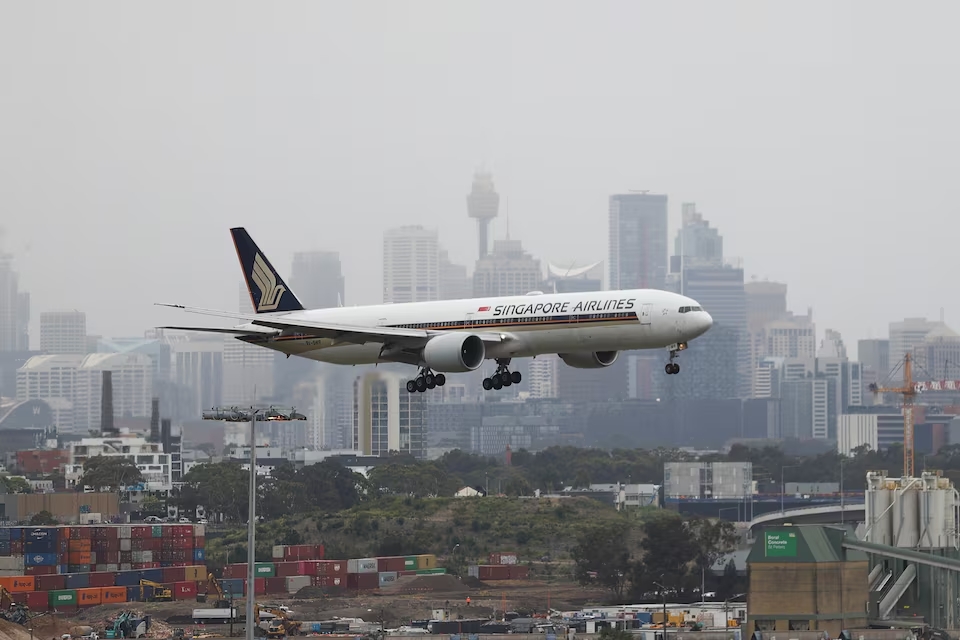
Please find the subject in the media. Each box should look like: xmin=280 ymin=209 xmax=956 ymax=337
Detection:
xmin=764 ymin=531 xmax=797 ymax=557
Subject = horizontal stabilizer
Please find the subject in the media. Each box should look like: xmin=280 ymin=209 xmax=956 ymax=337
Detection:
xmin=158 ymin=326 xmax=277 ymax=335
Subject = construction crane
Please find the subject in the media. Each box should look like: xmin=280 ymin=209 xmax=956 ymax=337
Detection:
xmin=868 ymin=352 xmax=960 ymax=477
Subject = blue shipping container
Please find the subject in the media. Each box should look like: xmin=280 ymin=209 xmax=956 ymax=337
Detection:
xmin=68 ymin=565 xmax=90 ymax=573
xmin=125 ymin=586 xmax=141 ymax=602
xmin=25 ymin=552 xmax=58 ymax=566
xmin=635 ymin=613 xmax=653 ymax=624
xmin=193 ymin=548 xmax=205 ymax=562
xmin=25 ymin=527 xmax=56 ymax=541
xmin=0 ymin=541 xmax=10 ymax=554
xmin=65 ymin=573 xmax=90 ymax=589
xmin=9 ymin=528 xmax=23 ymax=541
xmin=115 ymin=571 xmax=141 ymax=587
xmin=139 ymin=569 xmax=163 ymax=583
xmin=220 ymin=579 xmax=244 ymax=597
xmin=58 ymin=565 xmax=69 ymax=575
xmin=0 ymin=528 xmax=9 ymax=541
xmin=25 ymin=539 xmax=57 ymax=554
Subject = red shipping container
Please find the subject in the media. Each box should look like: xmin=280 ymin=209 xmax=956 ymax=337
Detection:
xmin=24 ymin=591 xmax=48 ymax=611
xmin=377 ymin=557 xmax=405 ymax=573
xmin=194 ymin=536 xmax=205 ymax=549
xmin=131 ymin=526 xmax=151 ymax=539
xmin=317 ymin=544 xmax=324 ymax=560
xmin=10 ymin=541 xmax=23 ymax=555
xmin=120 ymin=551 xmax=133 ymax=563
xmin=162 ymin=567 xmax=185 ymax=583
xmin=88 ymin=572 xmax=116 ymax=588
xmin=264 ymin=577 xmax=286 ymax=594
xmin=25 ymin=565 xmax=57 ymax=576
xmin=346 ymin=573 xmax=378 ymax=590
xmin=36 ymin=574 xmax=67 ymax=592
xmin=241 ymin=578 xmax=266 ymax=596
xmin=311 ymin=575 xmax=344 ymax=588
xmin=317 ymin=561 xmax=347 ymax=576
xmin=92 ymin=527 xmax=118 ymax=539
xmin=477 ymin=565 xmax=511 ymax=581
xmin=100 ymin=552 xmax=120 ymax=565
xmin=275 ymin=562 xmax=300 ymax=577
xmin=508 ymin=565 xmax=529 ymax=580
xmin=172 ymin=581 xmax=197 ymax=600
xmin=223 ymin=564 xmax=247 ymax=580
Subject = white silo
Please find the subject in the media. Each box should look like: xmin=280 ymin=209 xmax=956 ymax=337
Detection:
xmin=943 ymin=478 xmax=960 ymax=550
xmin=894 ymin=479 xmax=921 ymax=548
xmin=865 ymin=471 xmax=893 ymax=545
xmin=919 ymin=473 xmax=946 ymax=549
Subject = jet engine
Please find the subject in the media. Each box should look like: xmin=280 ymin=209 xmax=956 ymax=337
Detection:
xmin=558 ymin=350 xmax=619 ymax=369
xmin=422 ymin=333 xmax=486 ymax=372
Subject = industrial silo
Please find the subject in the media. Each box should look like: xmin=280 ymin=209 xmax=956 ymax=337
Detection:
xmin=919 ymin=473 xmax=947 ymax=549
xmin=865 ymin=471 xmax=893 ymax=546
xmin=894 ymin=479 xmax=920 ymax=548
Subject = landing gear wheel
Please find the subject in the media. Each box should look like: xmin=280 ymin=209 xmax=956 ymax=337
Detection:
xmin=416 ymin=377 xmax=427 ymax=392
xmin=671 ymin=363 xmax=680 ymax=374
xmin=665 ymin=363 xmax=674 ymax=375
xmin=482 ymin=378 xmax=493 ymax=391
xmin=435 ymin=373 xmax=446 ymax=386
xmin=492 ymin=377 xmax=503 ymax=390
xmin=511 ymin=371 xmax=522 ymax=384
xmin=501 ymin=372 xmax=512 ymax=386
xmin=425 ymin=373 xmax=435 ymax=386
xmin=406 ymin=380 xmax=416 ymax=393
xmin=426 ymin=378 xmax=437 ymax=390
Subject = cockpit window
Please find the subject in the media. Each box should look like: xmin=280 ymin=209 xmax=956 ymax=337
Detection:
xmin=679 ymin=306 xmax=703 ymax=313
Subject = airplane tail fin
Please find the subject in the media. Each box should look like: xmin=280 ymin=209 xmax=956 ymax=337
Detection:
xmin=230 ymin=227 xmax=305 ymax=314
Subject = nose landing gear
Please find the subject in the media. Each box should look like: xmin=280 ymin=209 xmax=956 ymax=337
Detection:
xmin=482 ymin=359 xmax=522 ymax=391
xmin=405 ymin=368 xmax=446 ymax=392
xmin=665 ymin=343 xmax=687 ymax=375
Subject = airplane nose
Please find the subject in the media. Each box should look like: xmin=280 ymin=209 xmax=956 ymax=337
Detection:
xmin=703 ymin=312 xmax=714 ymax=331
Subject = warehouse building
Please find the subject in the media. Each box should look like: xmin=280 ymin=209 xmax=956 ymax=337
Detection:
xmin=747 ymin=525 xmax=868 ymax=636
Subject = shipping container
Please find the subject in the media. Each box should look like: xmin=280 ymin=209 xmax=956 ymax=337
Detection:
xmin=65 ymin=573 xmax=91 ymax=589
xmin=253 ymin=563 xmax=275 ymax=578
xmin=193 ymin=548 xmax=205 ymax=562
xmin=416 ymin=554 xmax=437 ymax=570
xmin=508 ymin=565 xmax=529 ymax=579
xmin=275 ymin=562 xmax=302 ymax=577
xmin=194 ymin=536 xmax=205 ymax=549
xmin=317 ymin=561 xmax=347 ymax=576
xmin=311 ymin=575 xmax=344 ymax=588
xmin=346 ymin=572 xmax=378 ymax=590
xmin=220 ymin=578 xmax=244 ymax=597
xmin=0 ymin=529 xmax=9 ymax=541
xmin=194 ymin=524 xmax=205 ymax=538
xmin=26 ymin=553 xmax=58 ymax=567
xmin=0 ymin=556 xmax=24 ymax=572
xmin=25 ymin=527 xmax=58 ymax=541
xmin=403 ymin=556 xmax=418 ymax=571
xmin=77 ymin=587 xmax=103 ymax=606
xmin=184 ymin=566 xmax=206 ymax=582
xmin=125 ymin=585 xmax=141 ymax=602
xmin=347 ymin=558 xmax=377 ymax=574
xmin=172 ymin=581 xmax=197 ymax=600
xmin=24 ymin=565 xmax=57 ymax=576
xmin=0 ymin=541 xmax=9 ymax=555
xmin=285 ymin=575 xmax=311 ymax=594
xmin=139 ymin=568 xmax=163 ymax=582
xmin=377 ymin=557 xmax=405 ymax=573
xmin=264 ymin=577 xmax=286 ymax=594
xmin=115 ymin=571 xmax=141 ymax=588
xmin=118 ymin=526 xmax=132 ymax=539
xmin=20 ymin=591 xmax=48 ymax=611
xmin=36 ymin=574 xmax=67 ymax=591
xmin=378 ymin=571 xmax=398 ymax=587
xmin=242 ymin=578 xmax=266 ymax=596
xmin=0 ymin=576 xmax=34 ymax=592
xmin=49 ymin=589 xmax=78 ymax=607
xmin=101 ymin=586 xmax=127 ymax=604
xmin=222 ymin=564 xmax=246 ymax=580
xmin=162 ymin=567 xmax=185 ymax=583
xmin=88 ymin=572 xmax=115 ymax=588
xmin=25 ymin=539 xmax=57 ymax=554
xmin=488 ymin=552 xmax=518 ymax=565
xmin=414 ymin=568 xmax=447 ymax=575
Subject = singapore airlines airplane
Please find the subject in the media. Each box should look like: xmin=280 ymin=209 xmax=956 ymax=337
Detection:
xmin=158 ymin=228 xmax=714 ymax=393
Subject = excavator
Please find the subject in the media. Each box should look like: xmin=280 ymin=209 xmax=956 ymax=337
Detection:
xmin=255 ymin=606 xmax=301 ymax=638
xmin=104 ymin=611 xmax=152 ymax=639
xmin=0 ymin=585 xmax=31 ymax=625
xmin=138 ymin=580 xmax=173 ymax=602
xmin=195 ymin=574 xmax=230 ymax=608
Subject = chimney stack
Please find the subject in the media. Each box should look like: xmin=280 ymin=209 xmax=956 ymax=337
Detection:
xmin=150 ymin=398 xmax=160 ymax=442
xmin=100 ymin=370 xmax=116 ymax=436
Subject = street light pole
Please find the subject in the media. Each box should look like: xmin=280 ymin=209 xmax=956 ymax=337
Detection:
xmin=202 ymin=405 xmax=305 ymax=640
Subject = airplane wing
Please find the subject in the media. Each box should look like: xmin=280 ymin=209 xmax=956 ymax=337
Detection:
xmin=156 ymin=303 xmax=510 ymax=346
xmin=158 ymin=326 xmax=277 ymax=335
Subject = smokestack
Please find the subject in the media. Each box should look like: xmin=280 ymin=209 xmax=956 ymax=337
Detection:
xmin=100 ymin=370 xmax=116 ymax=436
xmin=161 ymin=418 xmax=171 ymax=453
xmin=150 ymin=398 xmax=160 ymax=442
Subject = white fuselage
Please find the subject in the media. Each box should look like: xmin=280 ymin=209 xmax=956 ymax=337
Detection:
xmin=237 ymin=288 xmax=713 ymax=366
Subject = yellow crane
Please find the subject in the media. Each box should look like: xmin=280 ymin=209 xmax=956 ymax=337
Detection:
xmin=869 ymin=352 xmax=960 ymax=477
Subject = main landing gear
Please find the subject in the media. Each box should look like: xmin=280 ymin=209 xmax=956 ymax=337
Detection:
xmin=405 ymin=368 xmax=446 ymax=393
xmin=482 ymin=359 xmax=522 ymax=391
xmin=665 ymin=343 xmax=687 ymax=375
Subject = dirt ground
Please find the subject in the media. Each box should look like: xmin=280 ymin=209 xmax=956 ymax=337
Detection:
xmin=11 ymin=576 xmax=609 ymax=637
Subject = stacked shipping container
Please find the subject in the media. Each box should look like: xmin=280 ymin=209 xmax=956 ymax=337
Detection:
xmin=467 ymin=551 xmax=529 ymax=581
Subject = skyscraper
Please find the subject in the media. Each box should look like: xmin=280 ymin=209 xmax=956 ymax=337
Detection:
xmin=472 ymin=239 xmax=542 ymax=298
xmin=0 ymin=254 xmax=30 ymax=352
xmin=438 ymin=249 xmax=472 ymax=301
xmin=222 ymin=282 xmax=274 ymax=405
xmin=40 ymin=311 xmax=87 ymax=355
xmin=467 ymin=170 xmax=500 ymax=259
xmin=608 ymin=192 xmax=668 ymax=291
xmin=290 ymin=251 xmax=344 ymax=309
xmin=383 ymin=226 xmax=440 ymax=304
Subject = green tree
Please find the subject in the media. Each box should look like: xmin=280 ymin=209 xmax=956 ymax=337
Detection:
xmin=687 ymin=518 xmax=739 ymax=593
xmin=78 ymin=456 xmax=144 ymax=491
xmin=1 ymin=476 xmax=33 ymax=494
xmin=29 ymin=510 xmax=58 ymax=525
xmin=639 ymin=512 xmax=698 ymax=594
xmin=572 ymin=522 xmax=633 ymax=599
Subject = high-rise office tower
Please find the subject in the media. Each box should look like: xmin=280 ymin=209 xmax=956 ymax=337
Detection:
xmin=889 ymin=318 xmax=940 ymax=378
xmin=383 ymin=226 xmax=440 ymax=304
xmin=40 ymin=311 xmax=87 ymax=355
xmin=222 ymin=282 xmax=274 ymax=404
xmin=609 ymin=192 xmax=668 ymax=291
xmin=290 ymin=251 xmax=344 ymax=309
xmin=467 ymin=170 xmax=500 ymax=259
xmin=439 ymin=249 xmax=472 ymax=301
xmin=0 ymin=254 xmax=30 ymax=352
xmin=472 ymin=239 xmax=542 ymax=298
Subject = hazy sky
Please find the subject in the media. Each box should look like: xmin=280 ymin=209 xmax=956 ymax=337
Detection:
xmin=2 ymin=2 xmax=959 ymax=360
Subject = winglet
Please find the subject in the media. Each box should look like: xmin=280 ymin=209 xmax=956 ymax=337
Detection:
xmin=230 ymin=227 xmax=304 ymax=314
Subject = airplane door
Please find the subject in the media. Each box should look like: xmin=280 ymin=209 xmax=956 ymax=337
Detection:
xmin=639 ymin=304 xmax=653 ymax=325
xmin=464 ymin=313 xmax=475 ymax=329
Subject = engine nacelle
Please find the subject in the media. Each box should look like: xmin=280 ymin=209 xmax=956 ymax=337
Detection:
xmin=558 ymin=350 xmax=619 ymax=369
xmin=422 ymin=333 xmax=486 ymax=372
